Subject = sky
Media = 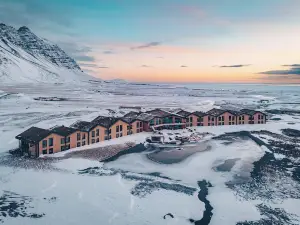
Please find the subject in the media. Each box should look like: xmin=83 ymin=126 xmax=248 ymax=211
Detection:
xmin=1 ymin=0 xmax=300 ymax=83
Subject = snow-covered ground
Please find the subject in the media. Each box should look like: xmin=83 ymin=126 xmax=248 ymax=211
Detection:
xmin=0 ymin=82 xmax=300 ymax=225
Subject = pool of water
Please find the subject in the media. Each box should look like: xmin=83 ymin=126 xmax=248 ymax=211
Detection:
xmin=213 ymin=158 xmax=240 ymax=172
xmin=147 ymin=141 xmax=211 ymax=164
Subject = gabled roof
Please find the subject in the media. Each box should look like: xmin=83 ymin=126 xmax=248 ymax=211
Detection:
xmin=90 ymin=116 xmax=129 ymax=129
xmin=146 ymin=109 xmax=185 ymax=118
xmin=122 ymin=111 xmax=142 ymax=123
xmin=176 ymin=110 xmax=191 ymax=117
xmin=136 ymin=113 xmax=156 ymax=122
xmin=206 ymin=108 xmax=226 ymax=117
xmin=146 ymin=109 xmax=172 ymax=118
xmin=51 ymin=126 xmax=77 ymax=136
xmin=192 ymin=111 xmax=207 ymax=117
xmin=16 ymin=127 xmax=51 ymax=143
xmin=71 ymin=121 xmax=91 ymax=131
xmin=123 ymin=111 xmax=140 ymax=118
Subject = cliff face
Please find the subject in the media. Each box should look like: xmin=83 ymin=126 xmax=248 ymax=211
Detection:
xmin=0 ymin=23 xmax=94 ymax=83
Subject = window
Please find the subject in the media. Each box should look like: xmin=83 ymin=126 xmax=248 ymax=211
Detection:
xmin=229 ymin=116 xmax=231 ymax=120
xmin=49 ymin=148 xmax=53 ymax=154
xmin=105 ymin=136 xmax=108 ymax=140
xmin=61 ymin=138 xmax=65 ymax=144
xmin=150 ymin=120 xmax=154 ymax=125
xmin=109 ymin=129 xmax=111 ymax=134
xmin=77 ymin=142 xmax=81 ymax=147
xmin=212 ymin=117 xmax=214 ymax=121
xmin=258 ymin=121 xmax=261 ymax=124
xmin=61 ymin=146 xmax=65 ymax=151
xmin=77 ymin=133 xmax=81 ymax=141
xmin=120 ymin=133 xmax=123 ymax=137
xmin=96 ymin=138 xmax=99 ymax=142
xmin=42 ymin=149 xmax=47 ymax=155
xmin=82 ymin=141 xmax=86 ymax=146
xmin=229 ymin=122 xmax=232 ymax=125
xmin=109 ymin=135 xmax=111 ymax=139
xmin=66 ymin=145 xmax=70 ymax=150
xmin=232 ymin=122 xmax=235 ymax=125
xmin=92 ymin=131 xmax=95 ymax=137
xmin=116 ymin=126 xmax=119 ymax=132
xmin=49 ymin=138 xmax=53 ymax=147
xmin=120 ymin=125 xmax=123 ymax=131
xmin=105 ymin=129 xmax=108 ymax=135
xmin=42 ymin=140 xmax=47 ymax=148
xmin=66 ymin=137 xmax=70 ymax=143
xmin=82 ymin=133 xmax=86 ymax=139
xmin=116 ymin=133 xmax=119 ymax=138
xmin=96 ymin=129 xmax=99 ymax=136
xmin=92 ymin=139 xmax=95 ymax=144
xmin=127 ymin=125 xmax=130 ymax=130
xmin=197 ymin=117 xmax=203 ymax=122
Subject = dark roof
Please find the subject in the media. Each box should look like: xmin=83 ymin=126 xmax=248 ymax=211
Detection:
xmin=206 ymin=108 xmax=226 ymax=116
xmin=136 ymin=113 xmax=156 ymax=122
xmin=123 ymin=111 xmax=140 ymax=118
xmin=193 ymin=111 xmax=207 ymax=117
xmin=122 ymin=111 xmax=141 ymax=123
xmin=16 ymin=127 xmax=51 ymax=143
xmin=240 ymin=109 xmax=267 ymax=116
xmin=146 ymin=109 xmax=172 ymax=118
xmin=51 ymin=126 xmax=77 ymax=136
xmin=176 ymin=110 xmax=191 ymax=117
xmin=146 ymin=109 xmax=185 ymax=118
xmin=90 ymin=116 xmax=129 ymax=129
xmin=70 ymin=121 xmax=91 ymax=131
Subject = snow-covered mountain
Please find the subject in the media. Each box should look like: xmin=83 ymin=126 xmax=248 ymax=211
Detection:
xmin=0 ymin=23 xmax=95 ymax=83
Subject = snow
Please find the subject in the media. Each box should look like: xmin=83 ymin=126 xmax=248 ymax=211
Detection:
xmin=1 ymin=82 xmax=300 ymax=224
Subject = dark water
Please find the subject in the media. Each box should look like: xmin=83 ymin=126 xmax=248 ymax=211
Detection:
xmin=214 ymin=158 xmax=240 ymax=172
xmin=189 ymin=180 xmax=213 ymax=225
xmin=147 ymin=143 xmax=211 ymax=164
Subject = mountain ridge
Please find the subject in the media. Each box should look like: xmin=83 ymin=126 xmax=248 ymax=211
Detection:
xmin=0 ymin=23 xmax=95 ymax=83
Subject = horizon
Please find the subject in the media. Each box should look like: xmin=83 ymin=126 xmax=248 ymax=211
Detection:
xmin=1 ymin=0 xmax=300 ymax=83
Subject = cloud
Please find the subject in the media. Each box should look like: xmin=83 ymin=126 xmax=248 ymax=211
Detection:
xmin=217 ymin=64 xmax=251 ymax=68
xmin=103 ymin=50 xmax=115 ymax=54
xmin=0 ymin=0 xmax=73 ymax=33
xmin=282 ymin=64 xmax=300 ymax=67
xmin=57 ymin=42 xmax=95 ymax=62
xmin=259 ymin=67 xmax=300 ymax=75
xmin=79 ymin=63 xmax=109 ymax=69
xmin=181 ymin=65 xmax=188 ymax=68
xmin=141 ymin=65 xmax=152 ymax=68
xmin=131 ymin=41 xmax=162 ymax=50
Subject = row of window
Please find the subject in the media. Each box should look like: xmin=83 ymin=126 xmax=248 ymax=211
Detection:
xmin=42 ymin=138 xmax=53 ymax=148
xmin=77 ymin=132 xmax=86 ymax=141
xmin=77 ymin=141 xmax=86 ymax=147
xmin=258 ymin=115 xmax=264 ymax=119
xmin=42 ymin=148 xmax=53 ymax=154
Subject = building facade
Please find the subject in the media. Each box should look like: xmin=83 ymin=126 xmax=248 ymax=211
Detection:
xmin=16 ymin=108 xmax=267 ymax=157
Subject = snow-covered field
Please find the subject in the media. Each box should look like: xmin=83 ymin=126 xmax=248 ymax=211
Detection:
xmin=0 ymin=82 xmax=300 ymax=225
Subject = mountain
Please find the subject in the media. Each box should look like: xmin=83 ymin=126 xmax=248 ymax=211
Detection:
xmin=0 ymin=23 xmax=96 ymax=83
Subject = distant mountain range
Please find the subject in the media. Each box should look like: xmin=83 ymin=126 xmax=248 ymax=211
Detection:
xmin=0 ymin=23 xmax=95 ymax=83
